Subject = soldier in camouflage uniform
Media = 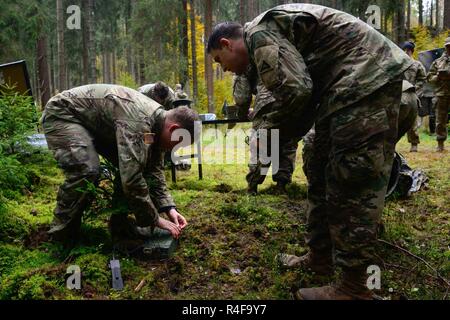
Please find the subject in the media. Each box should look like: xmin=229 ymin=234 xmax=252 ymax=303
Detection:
xmin=207 ymin=4 xmax=412 ymax=299
xmin=174 ymin=84 xmax=188 ymax=100
xmin=401 ymin=41 xmax=427 ymax=152
xmin=398 ymin=81 xmax=421 ymax=142
xmin=42 ymin=84 xmax=199 ymax=246
xmin=427 ymin=37 xmax=450 ymax=152
xmin=233 ymin=69 xmax=300 ymax=194
xmin=138 ymin=81 xmax=175 ymax=110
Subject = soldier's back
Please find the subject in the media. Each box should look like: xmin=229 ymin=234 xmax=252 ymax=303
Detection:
xmin=244 ymin=3 xmax=412 ymax=120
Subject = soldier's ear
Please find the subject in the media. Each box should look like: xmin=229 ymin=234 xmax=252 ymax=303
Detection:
xmin=219 ymin=38 xmax=231 ymax=50
xmin=168 ymin=123 xmax=182 ymax=134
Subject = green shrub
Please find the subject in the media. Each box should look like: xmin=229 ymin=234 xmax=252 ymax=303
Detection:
xmin=0 ymin=154 xmax=30 ymax=200
xmin=0 ymin=84 xmax=37 ymax=151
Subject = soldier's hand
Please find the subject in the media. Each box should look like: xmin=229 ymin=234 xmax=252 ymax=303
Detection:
xmin=167 ymin=208 xmax=188 ymax=230
xmin=156 ymin=217 xmax=181 ymax=239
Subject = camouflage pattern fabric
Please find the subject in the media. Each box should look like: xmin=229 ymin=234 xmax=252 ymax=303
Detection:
xmin=403 ymin=59 xmax=427 ymax=98
xmin=301 ymin=80 xmax=402 ymax=269
xmin=427 ymin=52 xmax=450 ymax=97
xmin=428 ymin=54 xmax=450 ymax=141
xmin=240 ymin=4 xmax=411 ymax=271
xmin=400 ymin=81 xmax=420 ymax=145
xmin=233 ymin=71 xmax=299 ymax=188
xmin=138 ymin=83 xmax=175 ymax=110
xmin=243 ymin=3 xmax=412 ymax=138
xmin=434 ymin=96 xmax=450 ymax=142
xmin=247 ymin=117 xmax=299 ymax=187
xmin=174 ymin=84 xmax=189 ymax=100
xmin=42 ymin=84 xmax=175 ymax=239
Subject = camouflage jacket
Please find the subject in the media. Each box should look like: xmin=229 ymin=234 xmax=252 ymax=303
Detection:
xmin=138 ymin=83 xmax=175 ymax=110
xmin=232 ymin=65 xmax=276 ymax=120
xmin=403 ymin=59 xmax=427 ymax=97
xmin=44 ymin=84 xmax=175 ymax=226
xmin=427 ymin=52 xmax=450 ymax=97
xmin=243 ymin=3 xmax=412 ymax=132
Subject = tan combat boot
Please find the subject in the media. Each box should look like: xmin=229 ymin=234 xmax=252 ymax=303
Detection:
xmin=277 ymin=251 xmax=333 ymax=276
xmin=410 ymin=144 xmax=418 ymax=152
xmin=294 ymin=269 xmax=375 ymax=300
xmin=437 ymin=141 xmax=445 ymax=152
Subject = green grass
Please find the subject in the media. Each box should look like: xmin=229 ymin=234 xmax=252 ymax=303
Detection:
xmin=0 ymin=127 xmax=448 ymax=300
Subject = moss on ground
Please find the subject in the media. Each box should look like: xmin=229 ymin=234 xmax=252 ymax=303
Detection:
xmin=0 ymin=129 xmax=448 ymax=300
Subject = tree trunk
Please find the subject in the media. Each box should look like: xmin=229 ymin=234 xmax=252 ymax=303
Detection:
xmin=88 ymin=0 xmax=97 ymax=83
xmin=110 ymin=24 xmax=116 ymax=84
xmin=139 ymin=48 xmax=145 ymax=85
xmin=190 ymin=0 xmax=198 ymax=101
xmin=398 ymin=0 xmax=406 ymax=44
xmin=419 ymin=0 xmax=424 ymax=26
xmin=135 ymin=52 xmax=140 ymax=84
xmin=392 ymin=11 xmax=398 ymax=43
xmin=102 ymin=50 xmax=107 ymax=83
xmin=33 ymin=58 xmax=39 ymax=103
xmin=436 ymin=0 xmax=442 ymax=32
xmin=407 ymin=0 xmax=411 ymax=36
xmin=240 ymin=0 xmax=246 ymax=25
xmin=56 ymin=0 xmax=66 ymax=91
xmin=357 ymin=0 xmax=371 ymax=20
xmin=111 ymin=48 xmax=117 ymax=83
xmin=82 ymin=0 xmax=89 ymax=84
xmin=205 ymin=0 xmax=214 ymax=113
xmin=444 ymin=0 xmax=450 ymax=29
xmin=106 ymin=50 xmax=111 ymax=83
xmin=37 ymin=34 xmax=51 ymax=107
xmin=125 ymin=0 xmax=133 ymax=76
xmin=430 ymin=0 xmax=434 ymax=28
xmin=247 ymin=0 xmax=255 ymax=21
xmin=180 ymin=0 xmax=189 ymax=87
xmin=50 ymin=42 xmax=55 ymax=95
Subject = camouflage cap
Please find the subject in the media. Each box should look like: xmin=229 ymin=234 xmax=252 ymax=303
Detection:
xmin=445 ymin=37 xmax=450 ymax=47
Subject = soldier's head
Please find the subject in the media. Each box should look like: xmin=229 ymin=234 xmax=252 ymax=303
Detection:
xmin=401 ymin=41 xmax=415 ymax=57
xmin=207 ymin=22 xmax=249 ymax=75
xmin=445 ymin=37 xmax=450 ymax=55
xmin=159 ymin=106 xmax=200 ymax=151
xmin=153 ymin=81 xmax=170 ymax=104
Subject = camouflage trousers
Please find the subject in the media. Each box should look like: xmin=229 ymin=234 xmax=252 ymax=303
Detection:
xmin=398 ymin=90 xmax=419 ymax=144
xmin=406 ymin=118 xmax=420 ymax=145
xmin=435 ymin=96 xmax=450 ymax=142
xmin=302 ymin=80 xmax=402 ymax=270
xmin=42 ymin=113 xmax=102 ymax=239
xmin=247 ymin=117 xmax=300 ymax=187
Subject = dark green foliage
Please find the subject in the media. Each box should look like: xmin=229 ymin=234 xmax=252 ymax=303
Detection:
xmin=0 ymin=84 xmax=37 ymax=149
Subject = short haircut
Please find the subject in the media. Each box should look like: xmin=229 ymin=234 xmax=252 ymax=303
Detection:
xmin=207 ymin=22 xmax=243 ymax=53
xmin=166 ymin=106 xmax=200 ymax=143
xmin=401 ymin=41 xmax=415 ymax=52
xmin=154 ymin=81 xmax=170 ymax=100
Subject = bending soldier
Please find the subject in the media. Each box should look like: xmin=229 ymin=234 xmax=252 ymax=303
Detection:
xmin=42 ymin=84 xmax=199 ymax=246
xmin=208 ymin=4 xmax=412 ymax=299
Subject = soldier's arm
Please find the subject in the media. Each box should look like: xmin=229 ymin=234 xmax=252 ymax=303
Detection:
xmin=247 ymin=30 xmax=313 ymax=129
xmin=415 ymin=62 xmax=427 ymax=97
xmin=115 ymin=121 xmax=159 ymax=227
xmin=427 ymin=60 xmax=439 ymax=84
xmin=233 ymin=74 xmax=253 ymax=119
xmin=144 ymin=150 xmax=176 ymax=213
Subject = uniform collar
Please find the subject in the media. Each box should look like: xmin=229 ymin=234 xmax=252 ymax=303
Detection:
xmin=145 ymin=107 xmax=166 ymax=135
